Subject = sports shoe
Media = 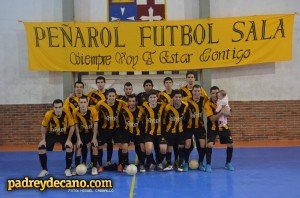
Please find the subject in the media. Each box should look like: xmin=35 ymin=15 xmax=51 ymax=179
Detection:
xmin=199 ymin=162 xmax=206 ymax=171
xmin=149 ymin=163 xmax=156 ymax=172
xmin=177 ymin=164 xmax=184 ymax=172
xmin=106 ymin=161 xmax=112 ymax=166
xmin=38 ymin=170 xmax=48 ymax=178
xmin=97 ymin=166 xmax=104 ymax=173
xmin=65 ymin=169 xmax=72 ymax=177
xmin=205 ymin=164 xmax=212 ymax=173
xmin=139 ymin=165 xmax=146 ymax=173
xmin=173 ymin=160 xmax=179 ymax=169
xmin=225 ymin=163 xmax=235 ymax=171
xmin=163 ymin=162 xmax=173 ymax=171
xmin=117 ymin=164 xmax=123 ymax=172
xmin=91 ymin=167 xmax=98 ymax=175
xmin=156 ymin=163 xmax=164 ymax=171
xmin=183 ymin=163 xmax=189 ymax=172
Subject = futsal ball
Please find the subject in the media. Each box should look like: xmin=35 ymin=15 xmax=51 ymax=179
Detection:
xmin=126 ymin=164 xmax=138 ymax=176
xmin=76 ymin=164 xmax=87 ymax=175
xmin=189 ymin=159 xmax=199 ymax=170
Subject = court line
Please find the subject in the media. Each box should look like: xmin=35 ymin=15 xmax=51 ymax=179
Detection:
xmin=129 ymin=156 xmax=138 ymax=198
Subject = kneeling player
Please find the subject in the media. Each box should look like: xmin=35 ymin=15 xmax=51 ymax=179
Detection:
xmin=164 ymin=90 xmax=189 ymax=171
xmin=119 ymin=94 xmax=146 ymax=172
xmin=37 ymin=99 xmax=75 ymax=177
xmin=73 ymin=96 xmax=99 ymax=175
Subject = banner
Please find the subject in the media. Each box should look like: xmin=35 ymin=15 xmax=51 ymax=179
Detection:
xmin=24 ymin=14 xmax=294 ymax=71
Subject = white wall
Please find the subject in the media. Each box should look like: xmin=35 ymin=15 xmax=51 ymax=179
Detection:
xmin=0 ymin=0 xmax=64 ymax=104
xmin=210 ymin=0 xmax=300 ymax=101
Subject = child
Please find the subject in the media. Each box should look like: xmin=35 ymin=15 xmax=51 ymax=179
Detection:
xmin=215 ymin=90 xmax=230 ymax=128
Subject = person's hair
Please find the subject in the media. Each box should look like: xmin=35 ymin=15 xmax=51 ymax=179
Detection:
xmin=163 ymin=77 xmax=173 ymax=84
xmin=96 ymin=76 xmax=106 ymax=84
xmin=124 ymin=82 xmax=132 ymax=88
xmin=218 ymin=90 xmax=227 ymax=97
xmin=172 ymin=89 xmax=182 ymax=98
xmin=210 ymin=86 xmax=220 ymax=93
xmin=74 ymin=81 xmax=84 ymax=88
xmin=106 ymin=88 xmax=116 ymax=95
xmin=186 ymin=71 xmax=196 ymax=78
xmin=143 ymin=79 xmax=153 ymax=87
xmin=52 ymin=99 xmax=63 ymax=106
xmin=79 ymin=95 xmax=88 ymax=101
xmin=147 ymin=90 xmax=158 ymax=99
xmin=192 ymin=84 xmax=201 ymax=90
xmin=128 ymin=94 xmax=137 ymax=101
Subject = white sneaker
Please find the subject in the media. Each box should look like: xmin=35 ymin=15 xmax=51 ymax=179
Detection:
xmin=91 ymin=167 xmax=98 ymax=175
xmin=38 ymin=170 xmax=48 ymax=178
xmin=163 ymin=165 xmax=173 ymax=171
xmin=65 ymin=169 xmax=72 ymax=177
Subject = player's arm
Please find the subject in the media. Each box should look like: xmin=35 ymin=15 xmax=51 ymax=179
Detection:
xmin=91 ymin=107 xmax=99 ymax=146
xmin=204 ymin=101 xmax=222 ymax=122
xmin=39 ymin=126 xmax=47 ymax=147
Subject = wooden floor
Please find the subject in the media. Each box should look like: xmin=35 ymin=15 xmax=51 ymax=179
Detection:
xmin=1 ymin=140 xmax=300 ymax=151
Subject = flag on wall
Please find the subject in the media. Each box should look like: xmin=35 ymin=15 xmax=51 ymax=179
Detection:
xmin=108 ymin=0 xmax=165 ymax=22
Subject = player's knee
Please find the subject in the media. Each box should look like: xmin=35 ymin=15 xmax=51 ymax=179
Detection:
xmin=66 ymin=147 xmax=72 ymax=152
xmin=207 ymin=143 xmax=214 ymax=148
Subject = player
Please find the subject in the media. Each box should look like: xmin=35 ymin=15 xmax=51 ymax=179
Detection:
xmin=118 ymin=82 xmax=133 ymax=102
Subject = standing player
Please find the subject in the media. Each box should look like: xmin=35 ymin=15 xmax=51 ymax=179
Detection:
xmin=143 ymin=90 xmax=167 ymax=171
xmin=164 ymin=90 xmax=189 ymax=171
xmin=118 ymin=82 xmax=133 ymax=102
xmin=73 ymin=96 xmax=99 ymax=175
xmin=95 ymin=88 xmax=126 ymax=172
xmin=87 ymin=76 xmax=114 ymax=168
xmin=204 ymin=86 xmax=234 ymax=172
xmin=137 ymin=79 xmax=159 ymax=106
xmin=119 ymin=94 xmax=146 ymax=172
xmin=184 ymin=85 xmax=208 ymax=171
xmin=64 ymin=81 xmax=86 ymax=113
xmin=37 ymin=99 xmax=75 ymax=177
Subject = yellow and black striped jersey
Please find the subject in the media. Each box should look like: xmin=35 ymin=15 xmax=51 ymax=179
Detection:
xmin=158 ymin=90 xmax=174 ymax=104
xmin=137 ymin=89 xmax=159 ymax=106
xmin=119 ymin=106 xmax=144 ymax=135
xmin=87 ymin=90 xmax=107 ymax=106
xmin=72 ymin=107 xmax=99 ymax=133
xmin=180 ymin=85 xmax=209 ymax=102
xmin=63 ymin=94 xmax=88 ymax=114
xmin=142 ymin=102 xmax=166 ymax=136
xmin=186 ymin=97 xmax=207 ymax=129
xmin=95 ymin=99 xmax=126 ymax=130
xmin=164 ymin=102 xmax=189 ymax=133
xmin=204 ymin=99 xmax=229 ymax=131
xmin=42 ymin=109 xmax=74 ymax=135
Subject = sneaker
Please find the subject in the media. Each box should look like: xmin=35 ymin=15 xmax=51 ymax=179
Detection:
xmin=65 ymin=169 xmax=72 ymax=177
xmin=106 ymin=161 xmax=112 ymax=166
xmin=123 ymin=165 xmax=128 ymax=173
xmin=71 ymin=169 xmax=77 ymax=176
xmin=225 ymin=163 xmax=235 ymax=171
xmin=97 ymin=166 xmax=104 ymax=173
xmin=149 ymin=163 xmax=156 ymax=172
xmin=91 ymin=167 xmax=98 ymax=175
xmin=177 ymin=164 xmax=184 ymax=172
xmin=163 ymin=163 xmax=173 ymax=171
xmin=173 ymin=160 xmax=179 ymax=169
xmin=156 ymin=163 xmax=164 ymax=171
xmin=199 ymin=162 xmax=206 ymax=171
xmin=139 ymin=165 xmax=146 ymax=173
xmin=205 ymin=164 xmax=212 ymax=173
xmin=183 ymin=163 xmax=189 ymax=172
xmin=38 ymin=170 xmax=48 ymax=178
xmin=118 ymin=164 xmax=123 ymax=172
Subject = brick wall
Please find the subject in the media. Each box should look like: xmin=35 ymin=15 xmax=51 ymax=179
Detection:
xmin=0 ymin=101 xmax=299 ymax=145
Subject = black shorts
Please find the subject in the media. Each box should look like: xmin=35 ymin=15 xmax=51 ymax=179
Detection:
xmin=144 ymin=133 xmax=167 ymax=145
xmin=208 ymin=128 xmax=233 ymax=144
xmin=120 ymin=130 xmax=145 ymax=144
xmin=166 ymin=133 xmax=185 ymax=146
xmin=185 ymin=128 xmax=206 ymax=140
xmin=79 ymin=132 xmax=93 ymax=146
xmin=97 ymin=128 xmax=118 ymax=146
xmin=45 ymin=133 xmax=68 ymax=151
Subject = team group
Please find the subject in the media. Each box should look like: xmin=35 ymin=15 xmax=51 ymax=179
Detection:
xmin=37 ymin=71 xmax=234 ymax=177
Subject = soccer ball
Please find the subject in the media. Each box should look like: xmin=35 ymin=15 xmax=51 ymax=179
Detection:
xmin=76 ymin=164 xmax=87 ymax=175
xmin=126 ymin=164 xmax=138 ymax=176
xmin=189 ymin=159 xmax=199 ymax=170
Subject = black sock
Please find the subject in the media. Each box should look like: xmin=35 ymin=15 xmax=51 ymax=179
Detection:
xmin=135 ymin=144 xmax=141 ymax=161
xmin=146 ymin=153 xmax=155 ymax=165
xmin=118 ymin=148 xmax=122 ymax=161
xmin=98 ymin=149 xmax=103 ymax=166
xmin=184 ymin=148 xmax=190 ymax=163
xmin=81 ymin=145 xmax=87 ymax=164
xmin=178 ymin=148 xmax=184 ymax=164
xmin=157 ymin=153 xmax=166 ymax=164
xmin=139 ymin=152 xmax=146 ymax=166
xmin=107 ymin=142 xmax=113 ymax=162
xmin=39 ymin=153 xmax=48 ymax=170
xmin=154 ymin=143 xmax=160 ymax=162
xmin=92 ymin=155 xmax=98 ymax=168
xmin=189 ymin=140 xmax=194 ymax=154
xmin=173 ymin=144 xmax=179 ymax=161
xmin=206 ymin=147 xmax=212 ymax=165
xmin=75 ymin=156 xmax=81 ymax=166
xmin=198 ymin=147 xmax=206 ymax=163
xmin=226 ymin=147 xmax=233 ymax=163
xmin=119 ymin=151 xmax=124 ymax=165
xmin=122 ymin=152 xmax=129 ymax=165
xmin=65 ymin=152 xmax=73 ymax=169
xmin=166 ymin=152 xmax=172 ymax=164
